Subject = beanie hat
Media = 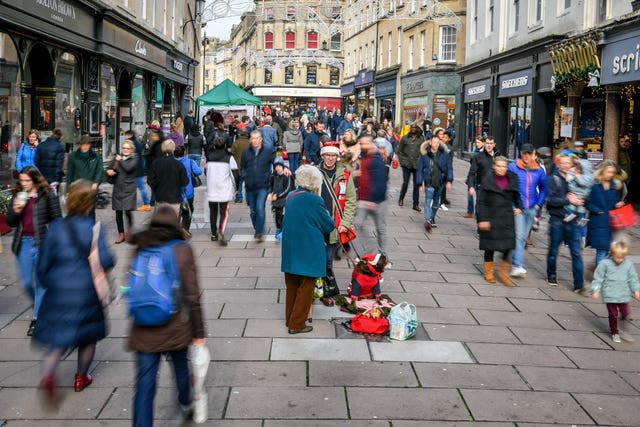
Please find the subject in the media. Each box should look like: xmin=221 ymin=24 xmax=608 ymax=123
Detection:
xmin=320 ymin=141 xmax=341 ymax=156
xmin=273 ymin=157 xmax=285 ymax=166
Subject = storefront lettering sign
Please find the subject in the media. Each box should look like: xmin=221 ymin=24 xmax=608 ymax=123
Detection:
xmin=402 ymin=74 xmax=428 ymax=95
xmin=601 ymin=28 xmax=640 ymax=85
xmin=406 ymin=81 xmax=424 ymax=91
xmin=375 ymin=79 xmax=396 ymax=98
xmin=498 ymin=70 xmax=533 ymax=98
xmin=35 ymin=0 xmax=76 ymax=22
xmin=548 ymin=36 xmax=600 ymax=74
xmin=501 ymin=76 xmax=528 ymax=89
xmin=135 ymin=40 xmax=147 ymax=57
xmin=354 ymin=70 xmax=374 ymax=87
xmin=173 ymin=60 xmax=183 ymax=71
xmin=464 ymin=78 xmax=492 ymax=102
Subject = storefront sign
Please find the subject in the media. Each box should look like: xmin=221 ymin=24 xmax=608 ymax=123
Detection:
xmin=560 ymin=107 xmax=573 ymax=138
xmin=498 ymin=69 xmax=533 ymax=98
xmin=173 ymin=60 xmax=183 ymax=71
xmin=102 ymin=21 xmax=166 ymax=70
xmin=464 ymin=78 xmax=491 ymax=102
xmin=340 ymin=82 xmax=355 ymax=96
xmin=432 ymin=95 xmax=456 ymax=128
xmin=253 ymin=86 xmax=341 ymax=98
xmin=375 ymin=79 xmax=396 ymax=98
xmin=354 ymin=70 xmax=374 ymax=87
xmin=401 ymin=74 xmax=428 ymax=95
xmin=135 ymin=40 xmax=147 ymax=57
xmin=549 ymin=35 xmax=600 ymax=74
xmin=601 ymin=28 xmax=640 ymax=85
xmin=6 ymin=0 xmax=94 ymax=36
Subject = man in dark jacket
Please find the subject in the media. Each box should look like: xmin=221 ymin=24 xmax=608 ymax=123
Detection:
xmin=337 ymin=113 xmax=354 ymax=137
xmin=241 ymin=131 xmax=275 ymax=242
xmin=183 ymin=110 xmax=195 ymax=136
xmin=230 ymin=129 xmax=251 ymax=203
xmin=416 ymin=137 xmax=453 ymax=233
xmin=125 ymin=130 xmax=151 ymax=212
xmin=545 ymin=153 xmax=586 ymax=295
xmin=66 ymin=135 xmax=103 ymax=190
xmin=397 ymin=124 xmax=424 ymax=211
xmin=331 ymin=109 xmax=343 ymax=140
xmin=466 ymin=136 xmax=499 ymax=201
xmin=303 ymin=122 xmax=326 ymax=166
xmin=35 ymin=128 xmax=65 ymax=193
xmin=353 ymin=135 xmax=388 ymax=254
xmin=147 ymin=139 xmax=188 ymax=211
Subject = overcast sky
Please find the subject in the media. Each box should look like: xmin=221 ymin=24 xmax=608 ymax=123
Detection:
xmin=201 ymin=0 xmax=251 ymax=41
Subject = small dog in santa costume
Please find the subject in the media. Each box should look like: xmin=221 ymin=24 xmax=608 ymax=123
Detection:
xmin=347 ymin=253 xmax=388 ymax=301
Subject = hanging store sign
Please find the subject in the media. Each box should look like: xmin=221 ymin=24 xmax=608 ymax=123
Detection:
xmin=601 ymin=28 xmax=640 ymax=85
xmin=464 ymin=78 xmax=492 ymax=102
xmin=498 ymin=70 xmax=533 ymax=98
xmin=548 ymin=35 xmax=601 ymax=74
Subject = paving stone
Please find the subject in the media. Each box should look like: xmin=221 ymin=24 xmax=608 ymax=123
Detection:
xmin=202 ymin=289 xmax=278 ymax=304
xmin=516 ymin=366 xmax=638 ymax=395
xmin=548 ymin=313 xmax=610 ymax=332
xmin=470 ymin=310 xmax=561 ymax=329
xmin=0 ymin=298 xmax=31 ymax=315
xmin=441 ymin=272 xmax=491 ymax=284
xmin=0 ymin=387 xmax=114 ymax=419
xmin=461 ymin=389 xmax=593 ymax=424
xmin=467 ymin=343 xmax=575 ymax=367
xmin=471 ymin=284 xmax=550 ymax=299
xmin=0 ymin=338 xmax=45 ymax=361
xmin=393 ymin=422 xmax=514 ymax=427
xmin=401 ymin=281 xmax=478 ymax=295
xmin=616 ymin=371 xmax=640 ymax=392
xmin=0 ymin=361 xmax=38 ymax=383
xmin=416 ymin=307 xmax=478 ymax=325
xmin=201 ymin=248 xmax=264 ymax=258
xmin=207 ymin=338 xmax=271 ymax=361
xmin=382 ymin=270 xmax=445 ymax=282
xmin=509 ymin=327 xmax=610 ymax=349
xmin=264 ymin=421 xmax=390 ymax=427
xmin=423 ymin=324 xmax=519 ymax=344
xmin=201 ymin=303 xmax=225 ymax=320
xmin=208 ymin=361 xmax=306 ymax=386
xmin=99 ymin=386 xmax=228 ymax=420
xmin=560 ymin=348 xmax=640 ymax=371
xmin=244 ymin=319 xmax=335 ymax=338
xmin=573 ymin=393 xmax=640 ymax=426
xmin=255 ymin=277 xmax=286 ymax=289
xmin=348 ymin=387 xmax=471 ymax=420
xmin=5 ymin=421 xmax=131 ymax=427
xmin=433 ymin=294 xmax=516 ymax=311
xmin=198 ymin=266 xmax=240 ymax=278
xmin=386 ymin=292 xmax=437 ymax=307
xmin=414 ymin=262 xmax=481 ymax=274
xmin=206 ymin=319 xmax=246 ymax=337
xmin=414 ymin=363 xmax=528 ymax=390
xmin=200 ymin=277 xmax=258 ymax=290
xmin=271 ymin=338 xmax=370 ymax=361
xmin=369 ymin=341 xmax=473 ymax=363
xmin=508 ymin=298 xmax=587 ymax=316
xmin=0 ymin=360 xmax=96 ymax=387
xmin=225 ymin=386 xmax=347 ymax=418
xmin=308 ymin=361 xmax=418 ymax=387
xmin=0 ymin=320 xmax=35 ymax=338
xmin=220 ymin=303 xmax=284 ymax=319
xmin=236 ymin=266 xmax=283 ymax=277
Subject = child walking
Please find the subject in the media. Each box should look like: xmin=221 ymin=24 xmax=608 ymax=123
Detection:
xmin=591 ymin=241 xmax=640 ymax=343
xmin=268 ymin=158 xmax=294 ymax=242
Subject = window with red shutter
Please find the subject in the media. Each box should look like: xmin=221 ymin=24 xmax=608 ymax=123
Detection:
xmin=285 ymin=31 xmax=295 ymax=49
xmin=264 ymin=32 xmax=274 ymax=50
xmin=307 ymin=31 xmax=318 ymax=49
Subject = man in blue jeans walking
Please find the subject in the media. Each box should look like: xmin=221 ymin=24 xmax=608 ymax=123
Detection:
xmin=241 ymin=131 xmax=275 ymax=242
xmin=546 ymin=153 xmax=588 ymax=296
xmin=508 ymin=144 xmax=547 ymax=277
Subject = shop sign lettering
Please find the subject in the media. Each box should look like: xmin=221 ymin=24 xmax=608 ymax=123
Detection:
xmin=405 ymin=81 xmax=424 ymax=92
xmin=467 ymin=84 xmax=486 ymax=95
xmin=35 ymin=0 xmax=77 ymax=22
xmin=501 ymin=76 xmax=528 ymax=90
xmin=173 ymin=60 xmax=183 ymax=71
xmin=611 ymin=43 xmax=640 ymax=75
xmin=135 ymin=40 xmax=147 ymax=57
xmin=548 ymin=37 xmax=600 ymax=74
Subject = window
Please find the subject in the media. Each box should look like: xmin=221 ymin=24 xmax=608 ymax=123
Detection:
xmin=331 ymin=5 xmax=341 ymax=18
xmin=420 ymin=31 xmax=426 ymax=66
xmin=439 ymin=26 xmax=457 ymax=62
xmin=364 ymin=44 xmax=369 ymax=69
xmin=308 ymin=6 xmax=318 ymax=19
xmin=472 ymin=0 xmax=478 ymax=41
xmin=359 ymin=47 xmax=363 ymax=69
xmin=307 ymin=31 xmax=318 ymax=49
xmin=307 ymin=65 xmax=317 ymax=84
xmin=264 ymin=69 xmax=272 ymax=84
xmin=379 ymin=36 xmax=384 ymax=68
xmin=388 ymin=32 xmax=392 ymax=66
xmin=353 ymin=49 xmax=357 ymax=75
xmin=371 ymin=41 xmax=375 ymax=70
xmin=330 ymin=67 xmax=340 ymax=86
xmin=265 ymin=7 xmax=274 ymax=20
xmin=597 ymin=0 xmax=608 ymax=24
xmin=204 ymin=70 xmax=210 ymax=79
xmin=346 ymin=52 xmax=351 ymax=76
xmin=285 ymin=31 xmax=296 ymax=49
xmin=409 ymin=35 xmax=414 ymax=70
xmin=558 ymin=0 xmax=570 ymax=14
xmin=264 ymin=32 xmax=274 ymax=50
xmin=285 ymin=66 xmax=294 ymax=84
xmin=171 ymin=0 xmax=175 ymax=39
xmin=397 ymin=27 xmax=402 ymax=64
xmin=512 ymin=0 xmax=520 ymax=32
xmin=287 ymin=5 xmax=296 ymax=20
xmin=141 ymin=0 xmax=147 ymax=19
xmin=162 ymin=0 xmax=167 ymax=34
xmin=331 ymin=33 xmax=341 ymax=51
xmin=410 ymin=0 xmax=416 ymax=14
xmin=531 ymin=0 xmax=543 ymax=24
xmin=487 ymin=0 xmax=495 ymax=33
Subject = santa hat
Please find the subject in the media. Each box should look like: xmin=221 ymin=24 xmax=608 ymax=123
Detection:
xmin=320 ymin=141 xmax=341 ymax=156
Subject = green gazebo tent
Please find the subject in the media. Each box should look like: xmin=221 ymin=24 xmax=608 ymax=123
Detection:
xmin=196 ymin=79 xmax=262 ymax=108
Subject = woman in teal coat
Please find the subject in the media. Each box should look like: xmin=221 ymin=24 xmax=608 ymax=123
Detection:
xmin=281 ymin=165 xmax=335 ymax=334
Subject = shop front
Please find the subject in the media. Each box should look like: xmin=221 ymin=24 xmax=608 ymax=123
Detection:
xmin=401 ymin=73 xmax=429 ymax=126
xmin=354 ymin=70 xmax=374 ymax=117
xmin=463 ymin=78 xmax=492 ymax=151
xmin=498 ymin=69 xmax=534 ymax=158
xmin=340 ymin=82 xmax=355 ymax=114
xmin=374 ymin=77 xmax=397 ymax=125
xmin=251 ymin=86 xmax=342 ymax=111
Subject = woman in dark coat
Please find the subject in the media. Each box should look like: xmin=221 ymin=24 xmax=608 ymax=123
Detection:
xmin=586 ymin=160 xmax=626 ymax=266
xmin=34 ymin=179 xmax=115 ymax=405
xmin=106 ymin=140 xmax=139 ymax=243
xmin=477 ymin=156 xmax=522 ymax=286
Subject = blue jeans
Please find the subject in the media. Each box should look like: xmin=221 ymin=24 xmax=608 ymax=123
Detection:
xmin=513 ymin=207 xmax=537 ymax=268
xmin=135 ymin=176 xmax=150 ymax=205
xmin=466 ymin=192 xmax=475 ymax=214
xmin=546 ymin=218 xmax=584 ymax=289
xmin=235 ymin=175 xmax=244 ymax=202
xmin=423 ymin=186 xmax=442 ymax=223
xmin=134 ymin=349 xmax=190 ymax=427
xmin=246 ymin=187 xmax=269 ymax=235
xmin=17 ymin=237 xmax=44 ymax=318
xmin=288 ymin=153 xmax=300 ymax=175
xmin=595 ymin=249 xmax=609 ymax=266
xmin=188 ymin=154 xmax=202 ymax=166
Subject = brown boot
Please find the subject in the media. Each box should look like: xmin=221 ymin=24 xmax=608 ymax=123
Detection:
xmin=114 ymin=233 xmax=125 ymax=244
xmin=498 ymin=260 xmax=515 ymax=286
xmin=483 ymin=261 xmax=496 ymax=284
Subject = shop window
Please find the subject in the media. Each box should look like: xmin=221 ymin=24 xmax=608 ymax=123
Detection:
xmin=54 ymin=52 xmax=81 ymax=143
xmin=330 ymin=67 xmax=340 ymax=86
xmin=307 ymin=31 xmax=318 ymax=50
xmin=307 ymin=66 xmax=317 ymax=85
xmin=285 ymin=31 xmax=296 ymax=50
xmin=508 ymin=95 xmax=532 ymax=158
xmin=465 ymin=101 xmax=490 ymax=151
xmin=331 ymin=33 xmax=341 ymax=51
xmin=264 ymin=32 xmax=274 ymax=50
xmin=285 ymin=66 xmax=294 ymax=85
xmin=439 ymin=26 xmax=457 ymax=63
xmin=132 ymin=73 xmax=146 ymax=137
xmin=287 ymin=5 xmax=296 ymax=20
xmin=264 ymin=69 xmax=272 ymax=84
xmin=0 ymin=31 xmax=21 ymax=160
xmin=100 ymin=63 xmax=117 ymax=161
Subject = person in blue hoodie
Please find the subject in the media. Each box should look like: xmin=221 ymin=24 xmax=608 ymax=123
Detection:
xmin=175 ymin=145 xmax=202 ymax=238
xmin=15 ymin=130 xmax=40 ymax=173
xmin=507 ymin=143 xmax=547 ymax=278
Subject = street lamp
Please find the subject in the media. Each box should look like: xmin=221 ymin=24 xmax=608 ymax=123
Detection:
xmin=182 ymin=0 xmax=207 ymax=35
xmin=202 ymin=34 xmax=210 ymax=96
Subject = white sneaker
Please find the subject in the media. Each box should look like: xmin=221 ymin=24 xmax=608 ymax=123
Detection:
xmin=612 ymin=334 xmax=622 ymax=343
xmin=619 ymin=331 xmax=636 ymax=342
xmin=510 ymin=266 xmax=527 ymax=277
xmin=440 ymin=204 xmax=449 ymax=211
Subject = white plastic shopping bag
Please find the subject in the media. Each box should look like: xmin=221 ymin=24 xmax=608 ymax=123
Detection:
xmin=188 ymin=344 xmax=210 ymax=423
xmin=388 ymin=302 xmax=418 ymax=340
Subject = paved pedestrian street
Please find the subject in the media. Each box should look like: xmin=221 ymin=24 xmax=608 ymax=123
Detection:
xmin=1 ymin=158 xmax=639 ymax=426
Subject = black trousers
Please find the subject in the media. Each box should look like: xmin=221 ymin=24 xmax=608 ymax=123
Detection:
xmin=209 ymin=201 xmax=229 ymax=235
xmin=399 ymin=166 xmax=419 ymax=206
xmin=115 ymin=210 xmax=133 ymax=233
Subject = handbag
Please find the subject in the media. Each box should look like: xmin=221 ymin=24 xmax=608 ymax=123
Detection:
xmin=351 ymin=312 xmax=389 ymax=335
xmin=190 ymin=160 xmax=202 ymax=188
xmin=322 ymin=270 xmax=340 ymax=298
xmin=338 ymin=225 xmax=357 ymax=244
xmin=88 ymin=222 xmax=116 ymax=306
xmin=609 ymin=203 xmax=639 ymax=231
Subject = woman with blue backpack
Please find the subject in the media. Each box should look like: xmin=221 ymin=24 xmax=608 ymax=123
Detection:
xmin=127 ymin=204 xmax=206 ymax=426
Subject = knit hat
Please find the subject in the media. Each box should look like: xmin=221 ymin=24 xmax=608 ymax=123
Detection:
xmin=273 ymin=157 xmax=285 ymax=167
xmin=320 ymin=141 xmax=341 ymax=156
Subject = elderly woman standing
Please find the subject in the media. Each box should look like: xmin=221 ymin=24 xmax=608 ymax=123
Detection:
xmin=477 ymin=156 xmax=522 ymax=286
xmin=106 ymin=140 xmax=139 ymax=244
xmin=281 ymin=165 xmax=336 ymax=334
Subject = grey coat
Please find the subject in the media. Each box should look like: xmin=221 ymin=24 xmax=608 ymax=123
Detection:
xmin=111 ymin=154 xmax=139 ymax=211
xmin=283 ymin=129 xmax=303 ymax=153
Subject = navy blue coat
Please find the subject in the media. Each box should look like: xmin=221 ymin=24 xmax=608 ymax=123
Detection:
xmin=586 ymin=182 xmax=621 ymax=251
xmin=415 ymin=147 xmax=453 ymax=187
xmin=35 ymin=136 xmax=65 ymax=184
xmin=303 ymin=131 xmax=323 ymax=165
xmin=241 ymin=145 xmax=274 ymax=190
xmin=34 ymin=216 xmax=115 ymax=348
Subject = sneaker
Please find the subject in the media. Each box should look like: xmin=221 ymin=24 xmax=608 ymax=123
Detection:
xmin=136 ymin=204 xmax=151 ymax=212
xmin=510 ymin=266 xmax=527 ymax=277
xmin=440 ymin=204 xmax=449 ymax=211
xmin=574 ymin=287 xmax=591 ymax=297
xmin=531 ymin=218 xmax=540 ymax=231
xmin=547 ymin=277 xmax=558 ymax=286
xmin=431 ymin=222 xmax=438 ymax=228
xmin=274 ymin=232 xmax=282 ymax=243
xmin=218 ymin=233 xmax=227 ymax=246
xmin=210 ymin=234 xmax=218 ymax=242
xmin=612 ymin=334 xmax=622 ymax=343
xmin=180 ymin=403 xmax=193 ymax=421
xmin=563 ymin=213 xmax=576 ymax=223
xmin=619 ymin=331 xmax=636 ymax=342
xmin=27 ymin=319 xmax=36 ymax=337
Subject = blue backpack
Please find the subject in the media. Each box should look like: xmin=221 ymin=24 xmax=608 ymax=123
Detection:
xmin=126 ymin=240 xmax=182 ymax=326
